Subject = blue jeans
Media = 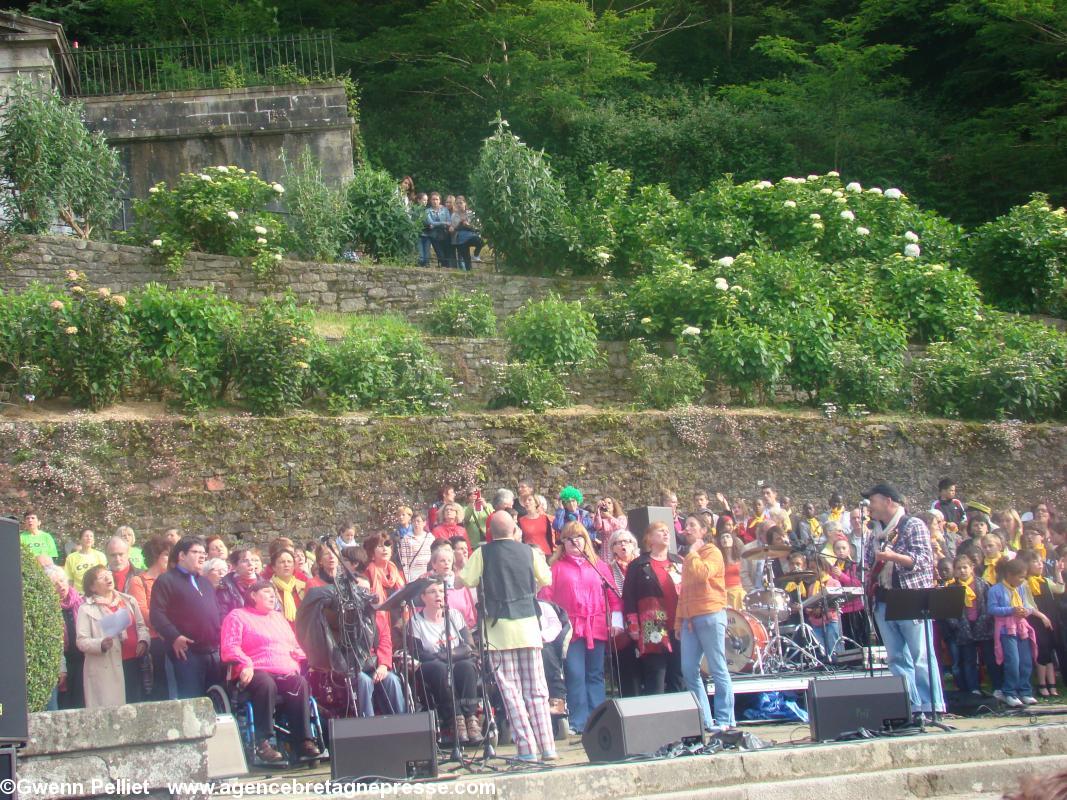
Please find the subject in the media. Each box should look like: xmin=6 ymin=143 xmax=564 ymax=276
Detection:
xmin=355 ymin=669 xmax=405 ymax=717
xmin=813 ymin=621 xmax=841 ymax=659
xmin=874 ymin=603 xmax=944 ymax=713
xmin=999 ymin=633 xmax=1033 ymax=699
xmin=418 ymin=234 xmax=431 ymax=267
xmin=564 ymin=639 xmax=605 ymax=733
xmin=956 ymin=642 xmax=980 ymax=692
xmin=680 ymin=610 xmax=735 ymax=729
xmin=169 ymin=649 xmax=221 ymax=699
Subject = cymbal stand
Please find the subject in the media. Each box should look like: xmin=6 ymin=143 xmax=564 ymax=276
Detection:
xmin=786 ymin=584 xmax=826 ymax=670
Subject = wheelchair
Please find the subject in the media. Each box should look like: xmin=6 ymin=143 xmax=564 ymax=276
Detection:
xmin=207 ymin=673 xmax=330 ymax=769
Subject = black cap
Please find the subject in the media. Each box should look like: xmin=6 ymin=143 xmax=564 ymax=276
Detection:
xmin=861 ymin=483 xmax=904 ymax=504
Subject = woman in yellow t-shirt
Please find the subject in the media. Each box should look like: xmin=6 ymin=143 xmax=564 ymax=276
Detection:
xmin=64 ymin=529 xmax=107 ymax=590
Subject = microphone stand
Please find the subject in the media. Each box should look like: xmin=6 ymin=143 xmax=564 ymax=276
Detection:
xmin=322 ymin=535 xmax=360 ymax=717
xmin=440 ymin=575 xmax=465 ymax=765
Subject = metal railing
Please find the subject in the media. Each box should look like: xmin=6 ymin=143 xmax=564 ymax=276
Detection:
xmin=64 ymin=32 xmax=336 ymax=97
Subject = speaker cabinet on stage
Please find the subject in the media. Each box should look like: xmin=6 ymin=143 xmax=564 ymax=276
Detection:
xmin=626 ymin=506 xmax=678 ymax=553
xmin=582 ymin=692 xmax=702 ymax=762
xmin=329 ymin=712 xmax=438 ymax=781
xmin=0 ymin=518 xmax=28 ymax=745
xmin=807 ymin=676 xmax=910 ymax=741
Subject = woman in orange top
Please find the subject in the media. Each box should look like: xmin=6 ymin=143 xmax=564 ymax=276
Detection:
xmin=676 ymin=513 xmax=734 ymax=731
xmin=716 ymin=522 xmax=744 ymax=610
xmin=363 ymin=533 xmax=405 ymax=603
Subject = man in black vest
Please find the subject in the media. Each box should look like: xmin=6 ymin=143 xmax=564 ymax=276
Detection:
xmin=459 ymin=511 xmax=557 ymax=762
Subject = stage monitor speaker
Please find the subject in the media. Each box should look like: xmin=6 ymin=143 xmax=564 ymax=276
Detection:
xmin=0 ymin=518 xmax=28 ymax=744
xmin=206 ymin=714 xmax=249 ymax=779
xmin=807 ymin=676 xmax=910 ymax=741
xmin=626 ymin=506 xmax=678 ymax=553
xmin=329 ymin=712 xmax=438 ymax=781
xmin=582 ymin=692 xmax=702 ymax=762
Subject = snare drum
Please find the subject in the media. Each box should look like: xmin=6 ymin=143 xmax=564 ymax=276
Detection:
xmin=701 ymin=609 xmax=769 ymax=674
xmin=744 ymin=587 xmax=791 ymax=623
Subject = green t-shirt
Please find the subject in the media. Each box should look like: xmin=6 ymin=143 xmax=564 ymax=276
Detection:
xmin=129 ymin=545 xmax=147 ymax=571
xmin=20 ymin=529 xmax=58 ymax=559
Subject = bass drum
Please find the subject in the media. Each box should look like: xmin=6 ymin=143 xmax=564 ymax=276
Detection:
xmin=702 ymin=609 xmax=769 ymax=675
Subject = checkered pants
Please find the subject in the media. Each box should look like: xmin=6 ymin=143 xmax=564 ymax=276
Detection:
xmin=489 ymin=647 xmax=555 ymax=758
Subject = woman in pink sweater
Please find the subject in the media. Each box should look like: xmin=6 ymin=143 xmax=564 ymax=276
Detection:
xmin=220 ymin=580 xmax=320 ymax=764
xmin=540 ymin=521 xmax=623 ymax=734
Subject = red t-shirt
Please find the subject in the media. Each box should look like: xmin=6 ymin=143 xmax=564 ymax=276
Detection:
xmin=649 ymin=557 xmax=680 ymax=630
xmin=102 ymin=600 xmax=139 ymax=660
xmin=518 ymin=515 xmax=553 ymax=555
xmin=724 ymin=561 xmax=742 ymax=589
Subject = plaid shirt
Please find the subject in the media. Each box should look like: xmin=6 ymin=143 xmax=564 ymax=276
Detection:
xmin=863 ymin=511 xmax=935 ymax=591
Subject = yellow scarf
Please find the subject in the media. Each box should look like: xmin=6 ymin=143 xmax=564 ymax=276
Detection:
xmin=835 ymin=558 xmax=848 ymax=571
xmin=983 ymin=558 xmax=999 ymax=584
xmin=1031 ymin=543 xmax=1047 ymax=560
xmin=1028 ymin=576 xmax=1044 ymax=598
xmin=806 ymin=517 xmax=823 ymax=540
xmin=785 ymin=579 xmax=824 ymax=598
xmin=271 ymin=574 xmax=305 ymax=622
xmin=827 ymin=507 xmax=844 ymax=523
xmin=1003 ymin=581 xmax=1023 ymax=609
xmin=951 ymin=577 xmax=977 ymax=609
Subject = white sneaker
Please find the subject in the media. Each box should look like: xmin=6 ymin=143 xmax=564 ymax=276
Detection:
xmin=1021 ymin=695 xmax=1038 ymax=705
xmin=971 ymin=690 xmax=983 ymax=696
xmin=1004 ymin=696 xmax=1024 ymax=708
xmin=993 ymin=690 xmax=1006 ymax=701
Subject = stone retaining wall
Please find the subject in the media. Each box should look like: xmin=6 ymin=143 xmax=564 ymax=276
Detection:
xmin=5 ymin=236 xmax=593 ymax=318
xmin=20 ymin=699 xmax=215 ymax=799
xmin=0 ymin=409 xmax=1062 ymax=544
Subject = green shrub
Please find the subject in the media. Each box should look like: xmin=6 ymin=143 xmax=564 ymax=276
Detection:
xmin=488 ymin=363 xmax=571 ymax=412
xmin=281 ymin=148 xmax=348 ymax=262
xmin=23 ymin=545 xmax=62 ymax=712
xmin=231 ymin=296 xmax=316 ymax=415
xmin=50 ymin=272 xmax=137 ymax=410
xmin=962 ymin=194 xmax=1067 ymax=317
xmin=913 ymin=314 xmax=1067 ymax=421
xmin=697 ymin=319 xmax=791 ymax=404
xmin=629 ymin=340 xmax=705 ymax=409
xmin=504 ymin=293 xmax=600 ymax=372
xmin=0 ymin=284 xmax=66 ymax=402
xmin=310 ymin=315 xmax=452 ymax=415
xmin=0 ymin=81 xmax=124 ymax=239
xmin=469 ymin=119 xmax=571 ymax=272
xmin=133 ymin=166 xmax=286 ymax=277
xmin=425 ymin=289 xmax=497 ymax=337
xmin=344 ymin=163 xmax=419 ymax=261
xmin=874 ymin=256 xmax=983 ymax=343
xmin=128 ymin=284 xmax=241 ymax=408
xmin=825 ymin=318 xmax=908 ymax=411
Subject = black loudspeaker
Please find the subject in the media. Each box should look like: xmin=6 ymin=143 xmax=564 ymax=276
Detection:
xmin=626 ymin=506 xmax=678 ymax=553
xmin=329 ymin=712 xmax=438 ymax=781
xmin=582 ymin=692 xmax=702 ymax=762
xmin=0 ymin=746 xmax=15 ymax=800
xmin=807 ymin=676 xmax=910 ymax=741
xmin=0 ymin=518 xmax=28 ymax=744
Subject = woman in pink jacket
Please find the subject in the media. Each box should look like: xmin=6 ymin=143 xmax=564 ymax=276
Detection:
xmin=220 ymin=580 xmax=320 ymax=764
xmin=541 ymin=521 xmax=623 ymax=734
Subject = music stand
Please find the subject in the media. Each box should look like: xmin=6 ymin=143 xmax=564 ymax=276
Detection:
xmin=882 ymin=586 xmax=965 ymax=732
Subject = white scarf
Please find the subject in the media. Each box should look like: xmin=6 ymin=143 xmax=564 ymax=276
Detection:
xmin=873 ymin=506 xmax=906 ymax=590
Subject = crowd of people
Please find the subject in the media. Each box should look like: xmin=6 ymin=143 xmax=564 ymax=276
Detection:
xmin=18 ymin=477 xmax=1065 ymax=760
xmin=400 ymin=177 xmax=485 ymax=272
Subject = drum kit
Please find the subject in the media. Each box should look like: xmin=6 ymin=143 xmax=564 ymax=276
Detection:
xmin=709 ymin=542 xmax=864 ymax=676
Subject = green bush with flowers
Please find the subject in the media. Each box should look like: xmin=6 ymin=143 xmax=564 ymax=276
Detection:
xmin=231 ymin=296 xmax=316 ymax=415
xmin=132 ymin=165 xmax=286 ymax=278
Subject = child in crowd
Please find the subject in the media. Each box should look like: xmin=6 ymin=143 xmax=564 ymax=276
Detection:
xmin=968 ymin=515 xmax=991 ymax=542
xmin=803 ymin=556 xmax=842 ymax=659
xmin=935 ymin=557 xmax=954 ymax=586
xmin=987 ymin=558 xmax=1038 ymax=707
xmin=945 ymin=554 xmax=992 ymax=695
xmin=980 ymin=533 xmax=1008 ymax=584
xmin=826 ymin=534 xmax=865 ymax=646
xmin=1019 ymin=549 xmax=1060 ymax=697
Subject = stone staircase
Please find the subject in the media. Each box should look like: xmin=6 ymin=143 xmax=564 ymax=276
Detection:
xmin=442 ymin=724 xmax=1067 ymax=800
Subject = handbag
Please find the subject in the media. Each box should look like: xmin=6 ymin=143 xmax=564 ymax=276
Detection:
xmin=140 ymin=650 xmax=154 ymax=695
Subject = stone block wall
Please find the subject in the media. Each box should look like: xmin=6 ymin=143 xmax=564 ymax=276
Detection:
xmin=0 ymin=409 xmax=1062 ymax=545
xmin=79 ymin=84 xmax=355 ymax=201
xmin=21 ymin=699 xmax=214 ymax=799
xmin=6 ymin=235 xmax=594 ymax=318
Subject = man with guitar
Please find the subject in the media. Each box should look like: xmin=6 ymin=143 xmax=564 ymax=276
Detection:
xmin=862 ymin=482 xmax=945 ymax=723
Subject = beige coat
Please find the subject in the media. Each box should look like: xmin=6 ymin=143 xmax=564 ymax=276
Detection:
xmin=76 ymin=592 xmax=150 ymax=708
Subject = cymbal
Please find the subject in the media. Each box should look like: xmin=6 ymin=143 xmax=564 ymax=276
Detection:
xmin=741 ymin=543 xmax=793 ymax=561
xmin=775 ymin=570 xmax=815 ymax=586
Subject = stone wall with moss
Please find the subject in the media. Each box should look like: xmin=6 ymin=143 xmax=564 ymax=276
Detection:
xmin=0 ymin=409 xmax=1062 ymax=545
xmin=5 ymin=235 xmax=592 ymax=317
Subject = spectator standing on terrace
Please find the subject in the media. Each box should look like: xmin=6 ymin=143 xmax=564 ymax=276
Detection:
xmin=425 ymin=192 xmax=454 ymax=268
xmin=449 ymin=196 xmax=483 ymax=272
xmin=20 ymin=511 xmax=58 ymax=561
xmin=415 ymin=192 xmax=432 ymax=267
